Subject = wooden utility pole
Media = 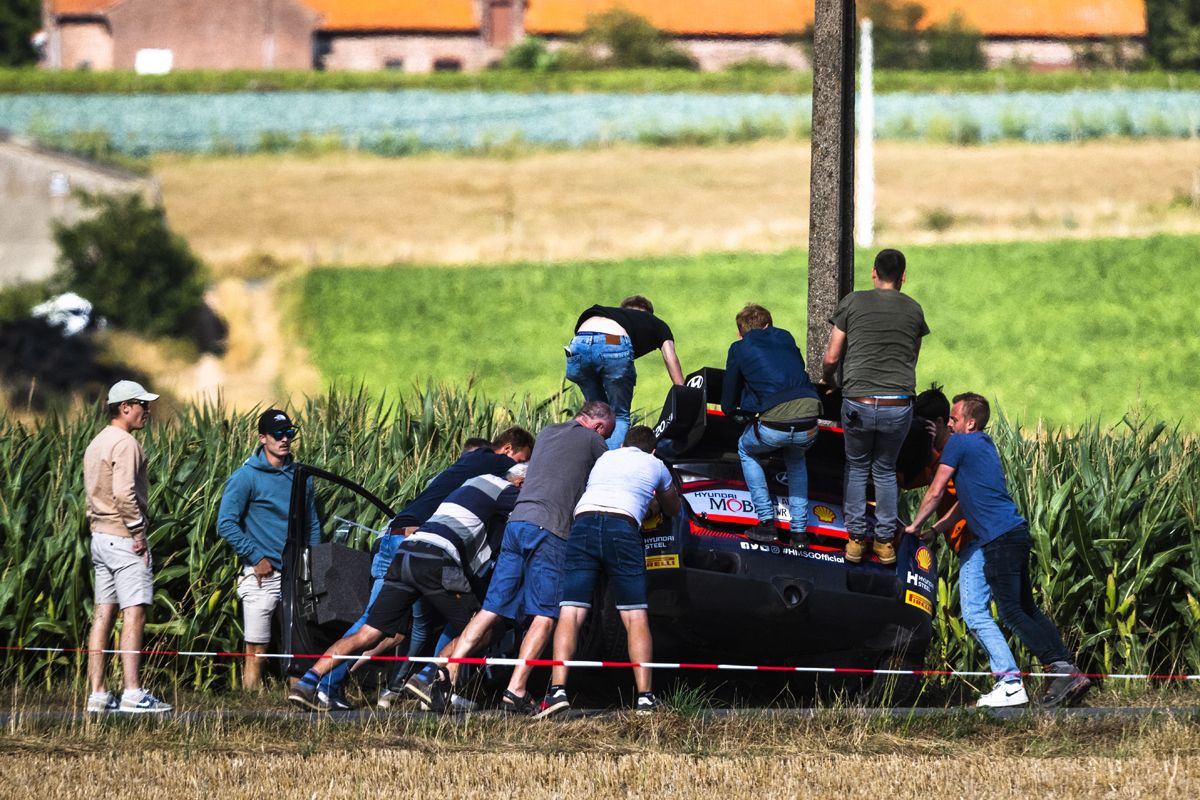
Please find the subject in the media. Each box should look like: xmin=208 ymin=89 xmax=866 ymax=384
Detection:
xmin=806 ymin=0 xmax=857 ymax=381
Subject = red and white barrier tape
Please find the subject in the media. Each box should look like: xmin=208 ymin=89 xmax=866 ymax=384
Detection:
xmin=3 ymin=645 xmax=1198 ymax=681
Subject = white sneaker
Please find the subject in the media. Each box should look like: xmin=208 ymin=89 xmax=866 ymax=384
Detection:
xmin=976 ymin=681 xmax=1028 ymax=708
xmin=119 ymin=689 xmax=173 ymax=714
xmin=85 ymin=691 xmax=119 ymax=714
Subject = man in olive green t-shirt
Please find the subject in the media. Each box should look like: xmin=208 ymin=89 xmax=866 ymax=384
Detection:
xmin=821 ymin=249 xmax=929 ymax=566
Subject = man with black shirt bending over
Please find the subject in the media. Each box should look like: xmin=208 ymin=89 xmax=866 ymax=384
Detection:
xmin=567 ymin=295 xmax=684 ymax=449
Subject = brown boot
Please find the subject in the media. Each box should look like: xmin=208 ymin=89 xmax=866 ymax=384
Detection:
xmin=872 ymin=539 xmax=897 ymax=565
xmin=844 ymin=537 xmax=867 ymax=563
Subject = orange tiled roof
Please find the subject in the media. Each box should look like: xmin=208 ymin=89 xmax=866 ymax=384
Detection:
xmin=525 ymin=1 xmax=813 ymax=37
xmin=303 ymin=0 xmax=479 ymax=32
xmin=524 ymin=1 xmax=1146 ymax=38
xmin=51 ymin=0 xmax=121 ymax=15
xmin=918 ymin=1 xmax=1145 ymax=37
xmin=51 ymin=1 xmax=1148 ymax=38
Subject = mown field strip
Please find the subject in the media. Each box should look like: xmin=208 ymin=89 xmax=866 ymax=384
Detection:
xmin=156 ymin=139 xmax=1200 ymax=271
xmin=2 ymin=748 xmax=1197 ymax=798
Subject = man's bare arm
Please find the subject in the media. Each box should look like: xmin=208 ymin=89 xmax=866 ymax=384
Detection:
xmin=661 ymin=340 xmax=685 ymax=385
xmin=821 ymin=325 xmax=846 ymax=385
xmin=905 ymin=464 xmax=956 ymax=534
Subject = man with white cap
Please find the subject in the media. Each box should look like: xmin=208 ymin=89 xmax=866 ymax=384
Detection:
xmin=83 ymin=380 xmax=171 ymax=713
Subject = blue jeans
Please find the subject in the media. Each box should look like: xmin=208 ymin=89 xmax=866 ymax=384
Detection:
xmin=560 ymin=513 xmax=648 ymax=610
xmin=319 ymin=534 xmax=403 ymax=694
xmin=841 ymin=399 xmax=912 ymax=542
xmin=959 ymin=540 xmax=1021 ymax=683
xmin=482 ymin=520 xmax=566 ymax=620
xmin=565 ymin=333 xmax=635 ymax=449
xmin=983 ymin=525 xmax=1071 ymax=665
xmin=737 ymin=423 xmax=817 ymax=533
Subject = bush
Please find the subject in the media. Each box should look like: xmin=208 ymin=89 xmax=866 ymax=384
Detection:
xmin=859 ymin=0 xmax=985 ymax=71
xmin=1146 ymin=0 xmax=1200 ymax=70
xmin=52 ymin=192 xmax=208 ymax=340
xmin=576 ymin=9 xmax=698 ymax=70
xmin=499 ymin=36 xmax=560 ymax=71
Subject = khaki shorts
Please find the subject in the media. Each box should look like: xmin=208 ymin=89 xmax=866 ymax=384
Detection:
xmin=236 ymin=566 xmax=281 ymax=645
xmin=91 ymin=533 xmax=154 ymax=609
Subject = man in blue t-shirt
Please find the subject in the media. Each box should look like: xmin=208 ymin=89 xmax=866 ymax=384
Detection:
xmin=904 ymin=392 xmax=1091 ymax=708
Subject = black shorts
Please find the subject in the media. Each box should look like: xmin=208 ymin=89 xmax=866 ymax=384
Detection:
xmin=366 ymin=546 xmax=481 ymax=636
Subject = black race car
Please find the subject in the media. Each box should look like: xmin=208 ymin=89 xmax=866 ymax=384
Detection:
xmin=278 ymin=368 xmax=938 ymax=703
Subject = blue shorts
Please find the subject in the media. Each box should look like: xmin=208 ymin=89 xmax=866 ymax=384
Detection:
xmin=560 ymin=513 xmax=648 ymax=611
xmin=482 ymin=520 xmax=565 ymax=620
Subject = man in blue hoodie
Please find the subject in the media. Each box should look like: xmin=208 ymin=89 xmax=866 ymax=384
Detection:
xmin=721 ymin=304 xmax=821 ymax=549
xmin=217 ymin=409 xmax=321 ymax=689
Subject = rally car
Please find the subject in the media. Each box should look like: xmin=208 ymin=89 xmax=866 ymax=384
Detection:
xmin=277 ymin=368 xmax=938 ymax=704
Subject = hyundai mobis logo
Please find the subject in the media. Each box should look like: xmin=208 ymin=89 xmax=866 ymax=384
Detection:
xmin=686 ymin=375 xmax=705 ymax=389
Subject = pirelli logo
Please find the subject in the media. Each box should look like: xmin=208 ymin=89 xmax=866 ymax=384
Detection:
xmin=645 ymin=554 xmax=680 ymax=570
xmin=905 ymin=590 xmax=933 ymax=615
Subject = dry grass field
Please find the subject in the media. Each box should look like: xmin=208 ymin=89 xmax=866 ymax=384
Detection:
xmin=3 ymin=697 xmax=1199 ymax=799
xmin=154 ymin=139 xmax=1200 ymax=275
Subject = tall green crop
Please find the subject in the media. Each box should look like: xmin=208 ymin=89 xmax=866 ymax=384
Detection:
xmin=0 ymin=385 xmax=561 ymax=689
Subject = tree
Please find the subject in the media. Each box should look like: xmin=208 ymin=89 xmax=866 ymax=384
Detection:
xmin=53 ymin=192 xmax=208 ymax=340
xmin=1146 ymin=0 xmax=1200 ymax=69
xmin=857 ymin=0 xmax=985 ymax=71
xmin=0 ymin=0 xmax=41 ymax=66
xmin=578 ymin=9 xmax=697 ymax=69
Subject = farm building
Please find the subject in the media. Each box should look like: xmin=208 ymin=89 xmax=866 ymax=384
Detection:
xmin=0 ymin=132 xmax=159 ymax=286
xmin=40 ymin=0 xmax=1148 ymax=73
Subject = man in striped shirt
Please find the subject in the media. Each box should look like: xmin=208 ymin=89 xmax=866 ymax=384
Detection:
xmin=287 ymin=464 xmax=526 ymax=711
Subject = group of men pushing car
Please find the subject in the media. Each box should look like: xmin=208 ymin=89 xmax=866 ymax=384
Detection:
xmin=80 ymin=248 xmax=1089 ymax=716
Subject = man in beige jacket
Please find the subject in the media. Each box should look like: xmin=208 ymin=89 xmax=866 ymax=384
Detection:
xmin=82 ymin=380 xmax=171 ymax=714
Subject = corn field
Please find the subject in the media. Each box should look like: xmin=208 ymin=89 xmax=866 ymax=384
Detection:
xmin=1 ymin=388 xmax=1198 ymax=692
xmin=0 ymin=385 xmax=563 ymax=690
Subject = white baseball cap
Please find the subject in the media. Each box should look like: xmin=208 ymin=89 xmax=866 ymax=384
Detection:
xmin=106 ymin=380 xmax=159 ymax=405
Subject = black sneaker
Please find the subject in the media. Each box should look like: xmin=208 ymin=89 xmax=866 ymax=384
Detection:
xmin=788 ymin=530 xmax=811 ymax=550
xmin=499 ymin=689 xmax=537 ymax=716
xmin=744 ymin=522 xmax=778 ymax=543
xmin=534 ymin=685 xmax=570 ymax=719
xmin=428 ymin=668 xmax=453 ymax=714
xmin=287 ymin=682 xmax=325 ymax=712
xmin=635 ymin=692 xmax=659 ymax=715
xmin=1040 ymin=663 xmax=1093 ymax=708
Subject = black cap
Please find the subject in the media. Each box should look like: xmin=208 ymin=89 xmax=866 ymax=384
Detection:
xmin=257 ymin=408 xmax=295 ymax=434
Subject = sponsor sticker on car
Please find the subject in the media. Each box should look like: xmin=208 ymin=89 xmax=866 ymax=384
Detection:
xmin=646 ymin=554 xmax=681 ymax=570
xmin=904 ymin=590 xmax=933 ymax=615
xmin=682 ymin=486 xmax=848 ymax=537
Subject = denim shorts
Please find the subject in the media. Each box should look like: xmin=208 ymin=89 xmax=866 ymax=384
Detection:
xmin=482 ymin=520 xmax=566 ymax=620
xmin=560 ymin=513 xmax=648 ymax=611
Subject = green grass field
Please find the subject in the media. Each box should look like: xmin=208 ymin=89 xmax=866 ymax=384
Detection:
xmin=297 ymin=235 xmax=1200 ymax=429
xmin=3 ymin=67 xmax=1199 ymax=95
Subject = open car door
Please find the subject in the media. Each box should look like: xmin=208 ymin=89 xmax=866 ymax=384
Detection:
xmin=279 ymin=464 xmax=395 ymax=677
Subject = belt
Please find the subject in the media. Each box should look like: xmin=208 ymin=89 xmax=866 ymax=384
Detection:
xmin=576 ymin=331 xmax=626 ymax=346
xmin=847 ymin=396 xmax=913 ymax=407
xmin=758 ymin=417 xmax=819 ymax=433
xmin=576 ymin=510 xmax=640 ymax=528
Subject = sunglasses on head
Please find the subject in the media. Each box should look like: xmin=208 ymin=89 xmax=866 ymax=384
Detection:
xmin=268 ymin=427 xmax=298 ymax=440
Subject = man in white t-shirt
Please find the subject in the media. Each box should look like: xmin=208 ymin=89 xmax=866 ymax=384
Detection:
xmin=535 ymin=425 xmax=681 ymax=718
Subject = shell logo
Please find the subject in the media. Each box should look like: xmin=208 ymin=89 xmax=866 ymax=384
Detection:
xmin=813 ymin=505 xmax=835 ymax=523
xmin=915 ymin=546 xmax=933 ymax=572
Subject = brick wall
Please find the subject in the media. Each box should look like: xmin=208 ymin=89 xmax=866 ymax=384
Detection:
xmin=677 ymin=38 xmax=809 ymax=71
xmin=321 ymin=34 xmax=499 ymax=72
xmin=106 ymin=0 xmax=317 ymax=70
xmin=58 ymin=22 xmax=114 ymax=70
